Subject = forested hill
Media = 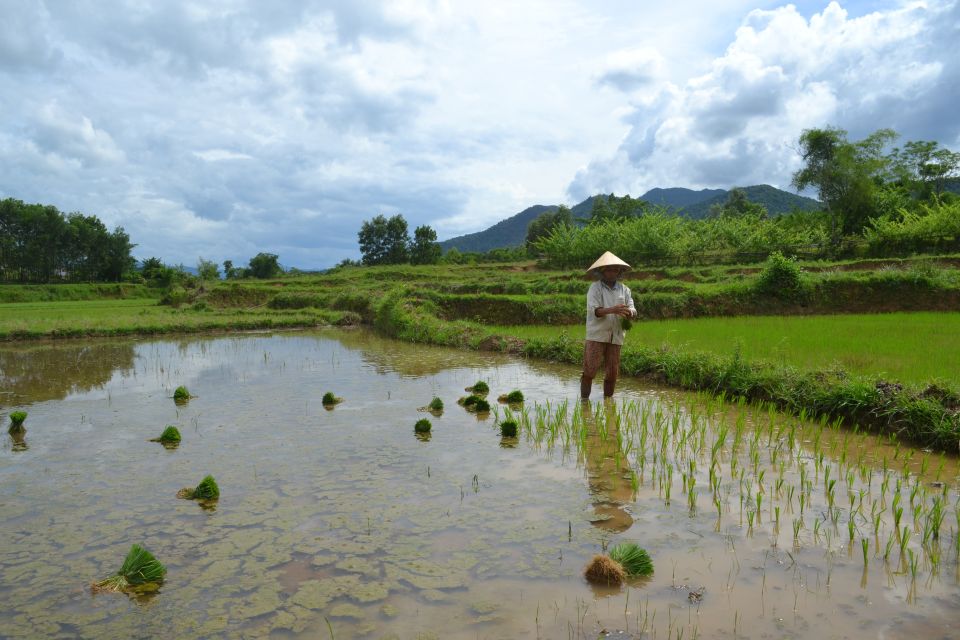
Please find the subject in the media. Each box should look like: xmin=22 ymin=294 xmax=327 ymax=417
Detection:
xmin=439 ymin=185 xmax=821 ymax=253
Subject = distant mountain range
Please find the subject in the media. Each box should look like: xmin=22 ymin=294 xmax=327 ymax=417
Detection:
xmin=439 ymin=185 xmax=822 ymax=253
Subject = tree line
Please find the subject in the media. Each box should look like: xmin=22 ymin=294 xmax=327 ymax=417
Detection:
xmin=530 ymin=127 xmax=960 ymax=267
xmin=355 ymin=214 xmax=442 ymax=266
xmin=0 ymin=198 xmax=136 ymax=283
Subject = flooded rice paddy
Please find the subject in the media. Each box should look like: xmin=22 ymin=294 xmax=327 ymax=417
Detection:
xmin=1 ymin=329 xmax=958 ymax=639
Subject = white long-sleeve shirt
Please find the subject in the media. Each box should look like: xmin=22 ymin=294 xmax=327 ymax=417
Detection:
xmin=585 ymin=280 xmax=636 ymax=345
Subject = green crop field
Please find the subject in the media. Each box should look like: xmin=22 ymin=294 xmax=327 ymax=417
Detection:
xmin=0 ymin=298 xmax=342 ymax=339
xmin=491 ymin=312 xmax=960 ymax=384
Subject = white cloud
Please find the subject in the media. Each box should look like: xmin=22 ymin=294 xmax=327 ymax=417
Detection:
xmin=568 ymin=0 xmax=959 ymax=201
xmin=0 ymin=0 xmax=955 ymax=269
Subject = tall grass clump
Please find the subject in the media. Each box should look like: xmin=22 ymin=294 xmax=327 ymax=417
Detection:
xmin=92 ymin=544 xmax=166 ymax=593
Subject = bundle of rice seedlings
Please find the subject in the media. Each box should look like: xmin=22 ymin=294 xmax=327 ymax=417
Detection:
xmin=583 ymin=555 xmax=626 ymax=586
xmin=500 ymin=419 xmax=518 ymax=438
xmin=8 ymin=411 xmax=27 ymax=434
xmin=465 ymin=381 xmax=489 ymax=394
xmin=177 ymin=474 xmax=220 ymax=500
xmin=418 ymin=397 xmax=444 ymax=415
xmin=459 ymin=394 xmax=482 ymax=408
xmin=608 ymin=543 xmax=654 ymax=577
xmin=150 ymin=425 xmax=181 ymax=445
xmin=173 ymin=386 xmax=191 ymax=402
xmin=497 ymin=390 xmax=524 ymax=404
xmin=414 ymin=419 xmax=432 ymax=433
xmin=321 ymin=391 xmax=342 ymax=406
xmin=92 ymin=544 xmax=166 ymax=593
xmin=469 ymin=398 xmax=491 ymax=413
xmin=621 ymin=317 xmax=633 ymax=331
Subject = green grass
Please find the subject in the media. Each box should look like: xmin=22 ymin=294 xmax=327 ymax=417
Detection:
xmin=0 ymin=299 xmax=346 ymax=339
xmin=490 ymin=312 xmax=960 ymax=384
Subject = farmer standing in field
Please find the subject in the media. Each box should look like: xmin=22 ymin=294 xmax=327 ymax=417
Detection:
xmin=581 ymin=251 xmax=637 ymax=400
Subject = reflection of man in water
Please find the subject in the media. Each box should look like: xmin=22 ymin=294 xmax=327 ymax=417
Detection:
xmin=581 ymin=401 xmax=634 ymax=533
xmin=581 ymin=251 xmax=636 ymax=400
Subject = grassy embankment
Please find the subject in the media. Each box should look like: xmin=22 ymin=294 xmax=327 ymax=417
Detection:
xmin=1 ymin=255 xmax=958 ymax=450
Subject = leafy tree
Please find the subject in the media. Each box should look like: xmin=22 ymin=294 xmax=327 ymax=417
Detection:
xmin=410 ymin=225 xmax=441 ymax=265
xmin=247 ymin=252 xmax=282 ymax=278
xmin=792 ymin=127 xmax=896 ymax=239
xmin=358 ymin=214 xmax=410 ymax=265
xmin=526 ymin=205 xmax=573 ymax=251
xmin=442 ymin=247 xmax=464 ymax=264
xmin=708 ymin=188 xmax=767 ymax=219
xmin=892 ymin=141 xmax=960 ymax=199
xmin=197 ymin=257 xmax=220 ymax=287
xmin=589 ymin=194 xmax=648 ymax=224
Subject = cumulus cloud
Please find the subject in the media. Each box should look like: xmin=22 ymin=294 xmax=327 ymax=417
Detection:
xmin=595 ymin=47 xmax=666 ymax=92
xmin=569 ymin=0 xmax=960 ymax=201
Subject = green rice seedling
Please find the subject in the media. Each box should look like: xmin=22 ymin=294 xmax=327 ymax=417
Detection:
xmin=497 ymin=390 xmax=524 ymax=404
xmin=8 ymin=411 xmax=27 ymax=434
xmin=500 ymin=419 xmax=518 ymax=438
xmin=414 ymin=419 xmax=432 ymax=434
xmin=793 ymin=518 xmax=802 ymax=544
xmin=150 ymin=425 xmax=181 ymax=446
xmin=608 ymin=542 xmax=654 ymax=577
xmin=908 ymin=548 xmax=919 ymax=581
xmin=428 ymin=397 xmax=444 ymax=412
xmin=321 ymin=392 xmax=342 ymax=407
xmin=848 ymin=517 xmax=856 ymax=542
xmin=466 ymin=381 xmax=489 ymax=395
xmin=470 ymin=398 xmax=491 ymax=413
xmin=460 ymin=394 xmax=481 ymax=408
xmin=177 ymin=475 xmax=220 ymax=501
xmin=173 ymin=386 xmax=191 ymax=402
xmin=861 ymin=538 xmax=869 ymax=566
xmin=92 ymin=544 xmax=166 ymax=593
xmin=884 ymin=534 xmax=896 ymax=562
xmin=899 ymin=527 xmax=911 ymax=561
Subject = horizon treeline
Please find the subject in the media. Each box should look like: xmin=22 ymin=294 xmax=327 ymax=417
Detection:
xmin=533 ymin=127 xmax=960 ymax=267
xmin=0 ymin=198 xmax=136 ymax=283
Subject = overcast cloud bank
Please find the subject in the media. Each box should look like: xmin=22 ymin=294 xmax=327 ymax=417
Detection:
xmin=0 ymin=0 xmax=956 ymax=269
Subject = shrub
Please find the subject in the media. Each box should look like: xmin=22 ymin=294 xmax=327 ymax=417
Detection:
xmin=414 ymin=419 xmax=432 ymax=433
xmin=755 ymin=251 xmax=805 ymax=299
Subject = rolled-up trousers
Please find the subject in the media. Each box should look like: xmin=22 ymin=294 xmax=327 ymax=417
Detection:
xmin=581 ymin=340 xmax=621 ymax=398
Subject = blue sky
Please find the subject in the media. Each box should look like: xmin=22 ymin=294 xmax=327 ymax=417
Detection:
xmin=1 ymin=0 xmax=957 ymax=269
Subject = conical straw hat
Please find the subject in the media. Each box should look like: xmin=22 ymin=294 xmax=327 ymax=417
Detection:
xmin=586 ymin=251 xmax=631 ymax=275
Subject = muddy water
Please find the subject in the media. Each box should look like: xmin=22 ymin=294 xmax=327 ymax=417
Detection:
xmin=0 ymin=330 xmax=958 ymax=639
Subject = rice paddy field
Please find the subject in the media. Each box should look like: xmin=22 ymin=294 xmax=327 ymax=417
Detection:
xmin=492 ymin=311 xmax=960 ymax=385
xmin=1 ymin=330 xmax=958 ymax=639
xmin=0 ymin=299 xmax=339 ymax=339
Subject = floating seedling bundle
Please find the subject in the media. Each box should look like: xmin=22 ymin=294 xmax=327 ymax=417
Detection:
xmin=584 ymin=542 xmax=653 ymax=586
xmin=459 ymin=394 xmax=490 ymax=413
xmin=8 ymin=411 xmax=27 ymax=434
xmin=321 ymin=391 xmax=343 ymax=407
xmin=92 ymin=544 xmax=166 ymax=594
xmin=499 ymin=419 xmax=518 ymax=438
xmin=414 ymin=419 xmax=432 ymax=433
xmin=497 ymin=390 xmax=524 ymax=404
xmin=150 ymin=425 xmax=181 ymax=446
xmin=418 ymin=397 xmax=444 ymax=415
xmin=173 ymin=386 xmax=191 ymax=403
xmin=465 ymin=381 xmax=489 ymax=395
xmin=177 ymin=475 xmax=220 ymax=501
